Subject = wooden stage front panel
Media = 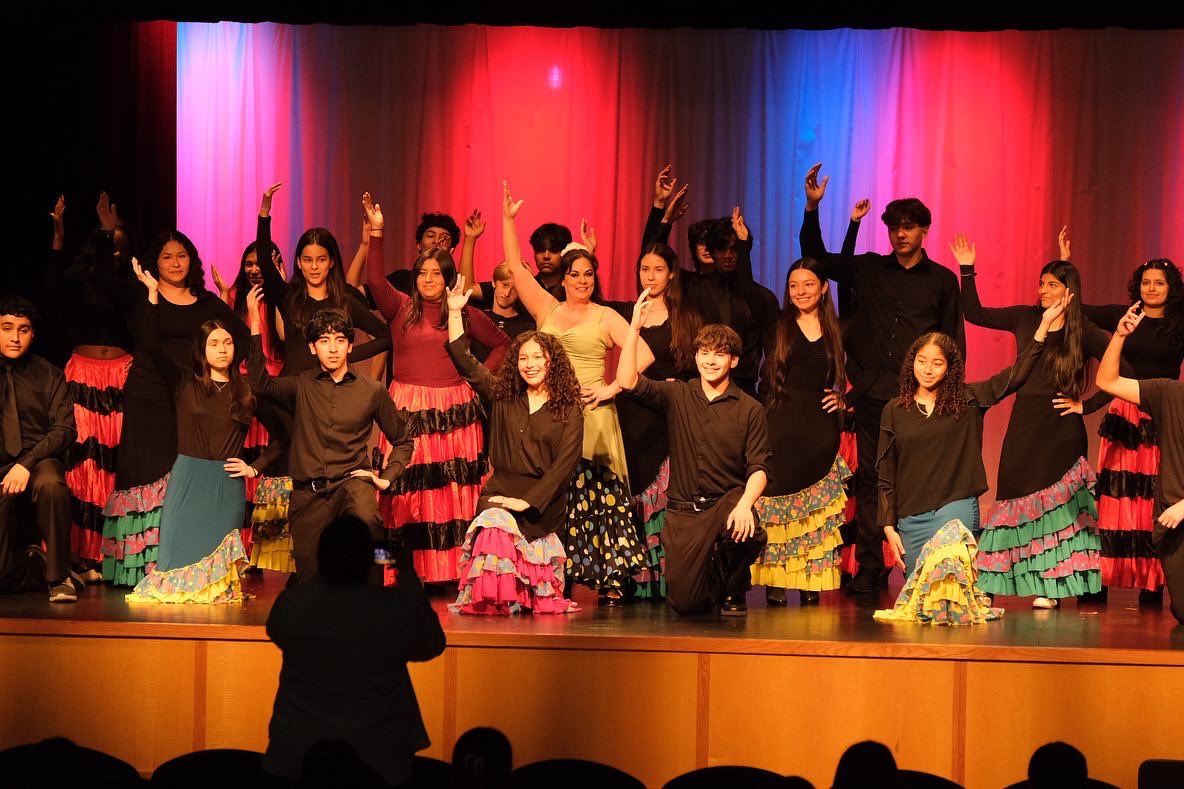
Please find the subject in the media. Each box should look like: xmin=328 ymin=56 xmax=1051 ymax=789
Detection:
xmin=1 ymin=574 xmax=1181 ymax=787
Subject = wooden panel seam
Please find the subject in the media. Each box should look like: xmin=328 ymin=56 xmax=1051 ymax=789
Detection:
xmin=696 ymin=653 xmax=710 ymax=769
xmin=193 ymin=640 xmax=208 ymax=753
xmin=952 ymin=661 xmax=967 ymax=785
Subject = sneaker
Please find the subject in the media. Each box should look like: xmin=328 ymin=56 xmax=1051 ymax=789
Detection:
xmin=1032 ymin=596 xmax=1058 ymax=609
xmin=49 ymin=578 xmax=79 ymax=603
xmin=68 ymin=569 xmax=87 ymax=592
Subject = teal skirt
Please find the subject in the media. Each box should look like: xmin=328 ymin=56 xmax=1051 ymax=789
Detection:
xmin=156 ymin=455 xmax=245 ymax=571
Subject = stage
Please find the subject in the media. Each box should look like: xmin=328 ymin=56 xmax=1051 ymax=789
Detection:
xmin=1 ymin=573 xmax=1181 ymax=788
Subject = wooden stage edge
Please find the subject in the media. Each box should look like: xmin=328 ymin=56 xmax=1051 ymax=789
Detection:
xmin=2 ymin=581 xmax=1182 ymax=788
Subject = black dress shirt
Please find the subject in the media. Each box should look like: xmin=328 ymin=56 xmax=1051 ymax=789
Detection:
xmin=1 ymin=354 xmax=75 ymax=470
xmin=247 ymin=336 xmax=412 ymax=485
xmin=800 ymin=208 xmax=965 ymax=403
xmin=625 ymin=375 xmax=771 ymax=501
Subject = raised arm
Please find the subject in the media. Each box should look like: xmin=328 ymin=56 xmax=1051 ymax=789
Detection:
xmin=362 ymin=192 xmax=409 ymax=322
xmin=345 ymin=212 xmax=370 ymax=289
xmin=466 ymin=303 xmax=511 ymax=372
xmin=1080 ymin=311 xmax=1136 ymax=414
xmin=840 ymin=199 xmax=870 ymax=256
xmin=966 ymin=294 xmax=1069 ymax=406
xmin=1079 ymin=303 xmax=1127 ymax=332
xmin=502 ymin=182 xmax=558 ymax=325
xmin=799 ymin=163 xmax=856 ymax=283
xmin=951 ymin=234 xmax=1029 ymax=334
xmin=457 ymin=209 xmax=488 ymax=304
xmin=642 ymin=165 xmax=685 ymax=250
xmin=256 ymin=183 xmax=290 ymax=320
xmin=244 ymin=285 xmax=297 ymax=406
xmin=1096 ymin=303 xmax=1143 ymax=406
xmin=444 ymin=275 xmax=496 ymax=402
xmin=616 ymin=290 xmax=669 ymax=410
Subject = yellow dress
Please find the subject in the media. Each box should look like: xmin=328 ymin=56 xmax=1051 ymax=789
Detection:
xmin=540 ymin=304 xmax=642 ymax=588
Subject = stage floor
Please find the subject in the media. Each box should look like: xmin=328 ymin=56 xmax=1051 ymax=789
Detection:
xmin=1 ymin=570 xmax=1180 ymax=662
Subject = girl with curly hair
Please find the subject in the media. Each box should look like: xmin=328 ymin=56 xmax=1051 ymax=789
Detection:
xmin=1079 ymin=256 xmax=1184 ymax=602
xmin=443 ymin=276 xmax=584 ymax=614
xmin=957 ymin=235 xmax=1120 ymax=609
xmin=874 ymin=294 xmax=1066 ymax=624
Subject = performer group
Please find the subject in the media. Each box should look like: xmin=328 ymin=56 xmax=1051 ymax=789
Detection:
xmin=1 ymin=163 xmax=1180 ymax=626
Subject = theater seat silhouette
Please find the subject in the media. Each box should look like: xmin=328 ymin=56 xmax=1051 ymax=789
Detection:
xmin=898 ymin=768 xmax=964 ymax=788
xmin=508 ymin=758 xmax=645 ymax=789
xmin=663 ymin=765 xmax=786 ymax=788
xmin=1139 ymin=759 xmax=1184 ymax=789
xmin=150 ymin=749 xmax=265 ymax=786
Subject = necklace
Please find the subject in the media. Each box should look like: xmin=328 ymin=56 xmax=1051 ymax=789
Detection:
xmin=212 ymin=379 xmax=229 ymax=392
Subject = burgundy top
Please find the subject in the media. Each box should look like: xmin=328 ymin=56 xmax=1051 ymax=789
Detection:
xmin=367 ymin=235 xmax=510 ymax=386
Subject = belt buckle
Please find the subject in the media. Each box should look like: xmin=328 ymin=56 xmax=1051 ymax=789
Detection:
xmin=310 ymin=478 xmax=325 ymax=494
xmin=692 ymin=496 xmax=706 ymax=513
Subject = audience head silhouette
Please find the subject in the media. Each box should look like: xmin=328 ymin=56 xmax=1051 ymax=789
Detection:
xmin=316 ymin=515 xmax=373 ymax=586
xmin=832 ymin=740 xmax=899 ymax=789
xmin=1028 ymin=741 xmax=1088 ymax=788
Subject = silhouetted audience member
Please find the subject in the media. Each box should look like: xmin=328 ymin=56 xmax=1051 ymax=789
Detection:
xmin=452 ymin=727 xmax=513 ymax=789
xmin=262 ymin=515 xmax=446 ymax=787
xmin=1004 ymin=741 xmax=1118 ymax=789
xmin=832 ymin=740 xmax=900 ymax=789
xmin=0 ymin=737 xmax=142 ymax=787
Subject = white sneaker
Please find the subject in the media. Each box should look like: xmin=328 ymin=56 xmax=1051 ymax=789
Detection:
xmin=1032 ymin=596 xmax=1058 ymax=609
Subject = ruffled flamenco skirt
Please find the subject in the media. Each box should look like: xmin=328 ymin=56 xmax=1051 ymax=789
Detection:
xmin=448 ymin=508 xmax=579 ymax=615
xmin=975 ymin=457 xmax=1102 ymax=599
xmin=1096 ymin=399 xmax=1164 ymax=591
xmin=875 ymin=520 xmax=1003 ymax=625
xmin=249 ymin=474 xmax=294 ymax=573
xmin=630 ymin=458 xmax=669 ymax=599
xmin=64 ymin=353 xmax=132 ymax=564
xmin=753 ymin=454 xmax=852 ymax=592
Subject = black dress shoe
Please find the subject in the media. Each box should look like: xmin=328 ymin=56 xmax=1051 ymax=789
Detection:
xmin=765 ymin=587 xmax=788 ymax=607
xmin=799 ymin=590 xmax=820 ymax=605
xmin=721 ymin=596 xmax=747 ymax=616
xmin=599 ymin=588 xmax=625 ymax=608
xmin=1077 ymin=587 xmax=1109 ymax=605
xmin=844 ymin=569 xmax=879 ymax=595
xmin=1139 ymin=587 xmax=1164 ymax=606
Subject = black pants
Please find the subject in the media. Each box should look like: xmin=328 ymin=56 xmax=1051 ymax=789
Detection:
xmin=1153 ymin=522 xmax=1184 ymax=623
xmin=664 ymin=488 xmax=767 ymax=614
xmin=853 ymin=397 xmax=888 ymax=577
xmin=0 ymin=458 xmax=71 ymax=590
xmin=289 ymin=479 xmax=383 ymax=583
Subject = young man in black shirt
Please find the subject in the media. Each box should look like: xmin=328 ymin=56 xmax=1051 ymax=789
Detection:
xmin=618 ymin=291 xmax=771 ymax=616
xmin=799 ymin=163 xmax=964 ymax=594
xmin=246 ymin=291 xmax=414 ymax=582
xmin=0 ymin=297 xmax=79 ymax=602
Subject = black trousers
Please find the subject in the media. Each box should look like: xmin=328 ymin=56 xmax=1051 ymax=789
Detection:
xmin=289 ymin=478 xmax=383 ymax=583
xmin=1153 ymin=522 xmax=1184 ymax=623
xmin=852 ymin=397 xmax=888 ymax=577
xmin=0 ymin=458 xmax=71 ymax=590
xmin=664 ymin=488 xmax=767 ymax=614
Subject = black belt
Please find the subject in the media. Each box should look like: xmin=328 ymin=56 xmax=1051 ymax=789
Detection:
xmin=667 ymin=495 xmax=722 ymax=513
xmin=292 ymin=476 xmax=351 ymax=494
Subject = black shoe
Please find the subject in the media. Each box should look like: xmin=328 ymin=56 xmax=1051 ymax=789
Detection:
xmin=1138 ymin=588 xmax=1164 ymax=606
xmin=1078 ymin=587 xmax=1109 ymax=605
xmin=720 ymin=596 xmax=747 ymax=616
xmin=799 ymin=590 xmax=820 ymax=605
xmin=599 ymin=588 xmax=625 ymax=608
xmin=765 ymin=587 xmax=788 ymax=607
xmin=845 ymin=569 xmax=879 ymax=595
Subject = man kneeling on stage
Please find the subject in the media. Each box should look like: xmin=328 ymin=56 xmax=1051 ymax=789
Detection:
xmin=0 ymin=297 xmax=78 ymax=602
xmin=246 ymin=297 xmax=414 ymax=583
xmin=618 ymin=291 xmax=770 ymax=615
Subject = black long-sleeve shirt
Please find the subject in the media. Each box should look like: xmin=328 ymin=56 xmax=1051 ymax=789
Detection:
xmin=800 ymin=208 xmax=964 ymax=403
xmin=1081 ymin=303 xmax=1184 ymax=380
xmin=246 ymin=336 xmax=412 ymax=485
xmin=876 ymin=338 xmax=1046 ymax=525
xmin=46 ymin=231 xmax=133 ymax=351
xmin=1 ymin=354 xmax=75 ymax=471
xmin=256 ymin=216 xmax=391 ymax=375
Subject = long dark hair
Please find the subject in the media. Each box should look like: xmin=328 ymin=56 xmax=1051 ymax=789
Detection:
xmin=559 ymin=248 xmax=604 ymax=304
xmin=896 ymin=332 xmax=968 ymax=417
xmin=1127 ymin=258 xmax=1184 ymax=350
xmin=491 ymin=331 xmax=583 ymax=422
xmin=232 ymin=241 xmax=284 ymax=353
xmin=144 ymin=230 xmax=206 ymax=296
xmin=1039 ymin=260 xmax=1089 ymax=399
xmin=288 ymin=228 xmax=348 ymax=330
xmin=191 ymin=319 xmax=254 ymax=425
xmin=402 ymin=247 xmax=458 ymax=333
xmin=765 ymin=258 xmax=845 ymax=407
xmin=637 ymin=243 xmax=700 ymax=372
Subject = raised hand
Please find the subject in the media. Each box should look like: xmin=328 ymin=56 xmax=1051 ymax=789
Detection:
xmin=446 ymin=273 xmax=472 ymax=312
xmin=259 ymin=182 xmax=283 ymax=217
xmin=131 ymin=257 xmax=158 ymax=302
xmin=211 ymin=266 xmax=231 ymax=300
xmin=664 ymin=183 xmax=690 ymax=224
xmin=850 ymin=199 xmax=871 ymax=222
xmin=50 ymin=194 xmax=65 ymax=227
xmin=1116 ymin=302 xmax=1146 ymax=338
xmin=245 ymin=284 xmax=265 ymax=329
xmin=465 ymin=208 xmax=486 ymax=240
xmin=1058 ymin=225 xmax=1071 ymax=261
xmin=1041 ymin=291 xmax=1074 ymax=326
xmin=580 ymin=217 xmax=598 ymax=253
xmin=361 ymin=191 xmax=384 ymax=232
xmin=502 ymin=181 xmax=523 ymax=219
xmin=1052 ymin=392 xmax=1084 ymax=416
xmin=653 ymin=165 xmax=676 ymax=208
xmin=731 ymin=206 xmax=749 ymax=242
xmin=96 ymin=191 xmax=118 ymax=231
xmin=630 ymin=287 xmax=653 ymax=329
xmin=804 ymin=162 xmax=829 ymax=208
xmin=948 ymin=233 xmax=976 ymax=267
xmin=361 ymin=212 xmax=372 ymax=243
xmin=223 ymin=458 xmax=257 ymax=479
